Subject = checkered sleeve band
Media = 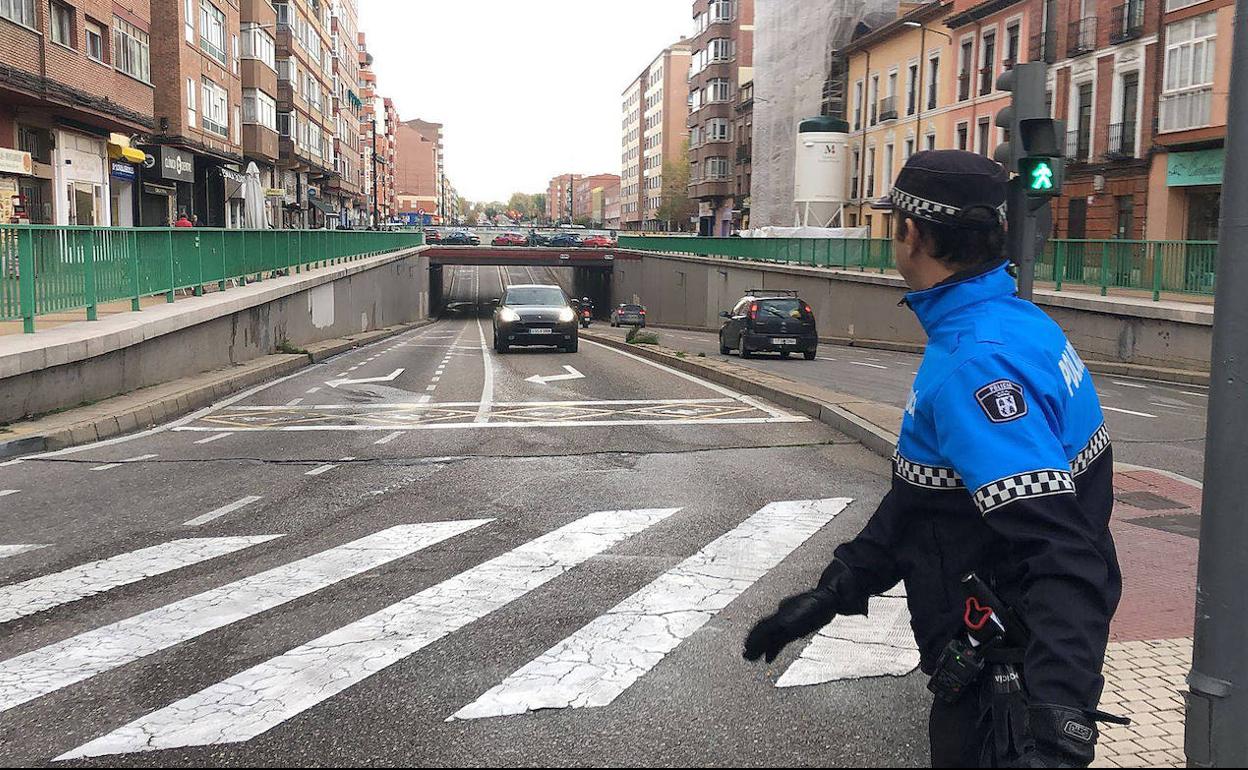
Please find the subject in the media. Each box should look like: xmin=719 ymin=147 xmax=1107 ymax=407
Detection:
xmin=891 ymin=187 xmax=1007 ymax=227
xmin=973 ymin=470 xmax=1077 ymax=514
xmin=1069 ymin=424 xmax=1111 ymax=477
xmin=893 ymin=452 xmax=965 ymax=490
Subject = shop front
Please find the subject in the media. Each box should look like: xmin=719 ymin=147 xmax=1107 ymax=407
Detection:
xmin=0 ymin=147 xmax=36 ymax=224
xmin=54 ymin=129 xmax=109 ymax=226
xmin=1167 ymin=148 xmax=1223 ymax=241
xmin=106 ymin=135 xmax=147 ymax=227
xmin=139 ymin=146 xmax=195 ymax=226
xmin=219 ymin=167 xmax=248 ymax=228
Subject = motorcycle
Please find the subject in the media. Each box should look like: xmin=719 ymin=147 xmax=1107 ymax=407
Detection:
xmin=580 ymin=307 xmax=592 ymax=329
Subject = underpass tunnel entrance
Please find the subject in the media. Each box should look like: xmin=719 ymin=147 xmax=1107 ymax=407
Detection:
xmin=430 ymin=262 xmax=614 ymax=321
xmin=570 ymin=266 xmax=612 ymax=319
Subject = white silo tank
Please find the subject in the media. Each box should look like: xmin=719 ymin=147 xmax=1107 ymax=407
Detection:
xmin=794 ymin=116 xmax=851 ymax=227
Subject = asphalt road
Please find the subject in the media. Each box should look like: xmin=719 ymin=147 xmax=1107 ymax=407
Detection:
xmin=0 ymin=266 xmax=931 ymax=767
xmin=597 ymin=322 xmax=1209 ymax=481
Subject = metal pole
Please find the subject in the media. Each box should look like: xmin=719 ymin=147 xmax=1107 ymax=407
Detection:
xmin=1186 ymin=7 xmax=1248 ymax=767
xmin=371 ymin=118 xmax=379 ymax=228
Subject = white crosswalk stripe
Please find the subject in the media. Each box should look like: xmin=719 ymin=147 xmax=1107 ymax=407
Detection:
xmin=65 ymin=507 xmax=680 ymax=758
xmin=0 ymin=536 xmax=280 ymax=625
xmin=0 ymin=520 xmax=489 ymax=716
xmin=452 ymin=498 xmax=850 ymax=720
xmin=0 ymin=544 xmax=49 ymax=559
xmin=776 ymin=587 xmax=920 ymax=687
xmin=182 ymin=496 xmax=264 ymax=527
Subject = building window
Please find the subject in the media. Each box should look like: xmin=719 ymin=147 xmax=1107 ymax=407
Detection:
xmin=869 ymin=74 xmax=879 ymax=124
xmin=904 ymin=137 xmax=915 ymax=160
xmin=709 ymin=0 xmax=734 ymax=23
xmin=277 ymin=112 xmax=293 ymax=137
xmin=709 ymin=38 xmax=735 ymax=63
xmin=851 ymin=149 xmax=860 ymax=198
xmin=980 ymin=30 xmax=996 ymax=95
xmin=927 ymin=53 xmax=940 ymax=109
xmin=866 ymin=147 xmax=876 ymax=197
xmin=977 ymin=117 xmax=991 ymax=156
xmin=85 ymin=20 xmax=105 ymax=62
xmin=1005 ymin=22 xmax=1020 ymax=68
xmin=883 ymin=143 xmax=894 ymax=194
xmin=853 ymin=80 xmax=863 ymax=130
xmin=113 ymin=17 xmax=150 ymax=82
xmin=0 ymin=0 xmax=35 ymax=28
xmin=705 ymin=157 xmax=730 ymax=180
xmin=1165 ymin=0 xmax=1203 ymax=10
xmin=906 ymin=63 xmax=918 ymax=115
xmin=956 ymin=122 xmax=969 ymax=151
xmin=925 ymin=133 xmax=936 ymax=151
xmin=958 ymin=38 xmax=974 ymax=101
xmin=200 ymin=0 xmax=227 ymax=64
xmin=183 ymin=0 xmax=194 ymax=41
xmin=707 ymin=78 xmax=732 ymax=103
xmin=187 ymin=77 xmax=197 ymax=128
xmin=202 ymin=78 xmax=229 ymax=137
xmin=1160 ymin=13 xmax=1216 ymax=132
xmin=241 ymin=23 xmax=277 ymax=70
xmin=50 ymin=1 xmax=73 ymax=47
xmin=707 ymin=118 xmax=730 ymax=142
xmin=243 ymin=88 xmax=278 ymax=130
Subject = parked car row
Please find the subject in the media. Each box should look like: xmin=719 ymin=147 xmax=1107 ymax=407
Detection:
xmin=425 ymin=227 xmax=617 ymax=249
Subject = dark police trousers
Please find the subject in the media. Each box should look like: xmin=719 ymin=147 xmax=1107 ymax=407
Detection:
xmin=929 ymin=673 xmax=1027 ymax=768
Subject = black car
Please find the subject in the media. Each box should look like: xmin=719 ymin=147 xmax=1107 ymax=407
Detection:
xmin=718 ymin=289 xmax=817 ymax=360
xmin=527 ymin=231 xmax=553 ymax=246
xmin=492 ymin=284 xmax=579 ymax=353
xmin=548 ymin=233 xmax=582 ymax=248
xmin=443 ymin=230 xmax=480 ymax=246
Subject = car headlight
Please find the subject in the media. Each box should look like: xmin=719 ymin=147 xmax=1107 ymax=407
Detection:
xmin=557 ymin=307 xmax=575 ymax=323
xmin=499 ymin=308 xmax=520 ymax=323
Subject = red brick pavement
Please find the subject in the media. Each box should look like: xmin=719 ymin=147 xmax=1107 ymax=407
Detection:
xmin=1109 ymin=470 xmax=1203 ymax=642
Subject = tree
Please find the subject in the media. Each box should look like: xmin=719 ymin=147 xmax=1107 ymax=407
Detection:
xmin=532 ymin=193 xmax=547 ymax=222
xmin=658 ymin=139 xmax=696 ymax=232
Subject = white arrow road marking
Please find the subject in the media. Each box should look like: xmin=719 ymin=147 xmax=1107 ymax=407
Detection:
xmin=0 ymin=490 xmax=18 ymax=497
xmin=0 ymin=536 xmax=277 ymax=625
xmin=452 ymin=498 xmax=850 ymax=720
xmin=0 ymin=544 xmax=48 ymax=559
xmin=776 ymin=587 xmax=919 ymax=687
xmin=525 ymin=366 xmax=585 ymax=385
xmin=325 ymin=368 xmax=405 ymax=388
xmin=183 ymin=496 xmax=264 ymax=527
xmin=64 ymin=508 xmax=680 ymax=757
xmin=2 ymin=521 xmax=488 ymax=717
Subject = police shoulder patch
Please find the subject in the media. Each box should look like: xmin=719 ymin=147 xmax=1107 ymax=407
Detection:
xmin=974 ymin=380 xmax=1028 ymax=423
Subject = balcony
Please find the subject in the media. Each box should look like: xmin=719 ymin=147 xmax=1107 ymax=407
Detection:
xmin=1067 ymin=130 xmax=1091 ymax=164
xmin=1110 ymin=0 xmax=1145 ymax=44
xmin=1068 ymin=18 xmax=1097 ymax=57
xmin=958 ymin=72 xmax=971 ymax=102
xmin=878 ymin=96 xmax=898 ymax=122
xmin=1030 ymin=31 xmax=1058 ymax=64
xmin=979 ymin=66 xmax=994 ymax=96
xmin=1107 ymin=122 xmax=1137 ymax=159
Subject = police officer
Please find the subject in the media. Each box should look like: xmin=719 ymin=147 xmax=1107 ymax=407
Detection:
xmin=743 ymin=150 xmax=1122 ymax=768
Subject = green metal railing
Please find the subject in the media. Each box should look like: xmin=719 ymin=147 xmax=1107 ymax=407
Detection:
xmin=619 ymin=235 xmax=1218 ymax=301
xmin=0 ymin=226 xmax=423 ymax=333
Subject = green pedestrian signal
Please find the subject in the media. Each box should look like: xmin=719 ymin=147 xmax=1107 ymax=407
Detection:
xmin=1019 ymin=157 xmax=1062 ymax=197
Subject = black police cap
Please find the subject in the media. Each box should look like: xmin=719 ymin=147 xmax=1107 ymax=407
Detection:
xmin=874 ymin=150 xmax=1008 ymax=230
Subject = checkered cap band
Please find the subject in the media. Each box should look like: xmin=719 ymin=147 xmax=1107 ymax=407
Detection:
xmin=1070 ymin=424 xmax=1111 ymax=477
xmin=894 ymin=452 xmax=965 ymax=490
xmin=973 ymin=470 xmax=1077 ymax=514
xmin=890 ymin=186 xmax=1007 ymax=227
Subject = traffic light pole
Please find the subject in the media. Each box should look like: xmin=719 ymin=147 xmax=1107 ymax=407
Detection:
xmin=1185 ymin=6 xmax=1248 ymax=766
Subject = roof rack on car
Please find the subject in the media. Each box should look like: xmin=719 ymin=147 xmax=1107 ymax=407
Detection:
xmin=746 ymin=289 xmax=799 ymax=297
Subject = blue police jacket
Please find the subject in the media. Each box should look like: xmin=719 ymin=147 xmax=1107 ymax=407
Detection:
xmin=833 ymin=260 xmax=1122 ymax=711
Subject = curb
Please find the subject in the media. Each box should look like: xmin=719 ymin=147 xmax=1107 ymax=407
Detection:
xmin=0 ymin=319 xmax=433 ymax=459
xmin=583 ymin=330 xmax=899 ymax=459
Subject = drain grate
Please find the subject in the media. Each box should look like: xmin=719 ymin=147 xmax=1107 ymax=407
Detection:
xmin=1125 ymin=514 xmax=1201 ymax=539
xmin=1115 ymin=490 xmax=1188 ymax=511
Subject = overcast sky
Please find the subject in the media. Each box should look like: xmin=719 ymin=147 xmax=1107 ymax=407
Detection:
xmin=360 ymin=0 xmax=691 ymax=204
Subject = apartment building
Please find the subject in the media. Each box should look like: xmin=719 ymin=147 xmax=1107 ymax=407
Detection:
xmin=687 ymin=0 xmax=754 ymax=236
xmin=573 ymin=173 xmax=621 ymax=225
xmin=379 ymin=96 xmax=398 ymax=221
xmin=844 ymin=1 xmax=957 ymax=237
xmin=395 ymin=118 xmax=444 ymax=225
xmin=0 ymin=0 xmax=155 ymax=225
xmin=620 ymin=40 xmax=691 ymax=230
xmin=240 ymin=0 xmax=280 ymax=228
xmin=322 ymin=0 xmax=365 ymax=226
xmin=546 ymin=173 xmax=581 ymax=224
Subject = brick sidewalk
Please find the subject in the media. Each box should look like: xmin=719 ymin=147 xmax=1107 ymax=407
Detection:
xmin=1094 ymin=469 xmax=1201 ymax=768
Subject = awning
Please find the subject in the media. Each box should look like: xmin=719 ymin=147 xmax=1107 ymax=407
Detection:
xmin=309 ymin=198 xmax=337 ymax=215
xmin=108 ymin=143 xmax=147 ymax=164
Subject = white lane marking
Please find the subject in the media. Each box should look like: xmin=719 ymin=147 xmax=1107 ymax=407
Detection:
xmin=374 ymin=432 xmax=403 ymax=445
xmin=0 ymin=459 xmax=22 ymax=467
xmin=1113 ymin=381 xmax=1149 ymax=389
xmin=524 ymin=365 xmax=585 ymax=385
xmin=284 ymin=398 xmax=304 ymax=407
xmin=1182 ymin=391 xmax=1208 ymax=399
xmin=0 ymin=544 xmax=48 ymax=559
xmin=426 ymin=384 xmax=437 ymax=392
xmin=182 ymin=496 xmax=265 ymax=527
xmin=777 ymin=591 xmax=920 ymax=686
xmin=851 ymin=361 xmax=888 ymax=370
xmin=68 ymin=508 xmax=680 ymax=756
xmin=348 ymin=366 xmax=360 ymax=371
xmin=0 ymin=490 xmax=18 ymax=497
xmin=0 ymin=536 xmax=278 ymax=625
xmin=220 ymin=398 xmax=740 ymax=411
xmin=175 ymin=415 xmax=806 ymax=433
xmin=431 ymin=376 xmax=441 ymax=383
xmin=6 ymin=521 xmax=488 ymax=720
xmin=306 ymin=387 xmax=321 ymax=394
xmin=417 ymin=395 xmax=432 ymax=404
xmin=475 ymin=316 xmax=495 ymax=424
xmin=453 ymin=498 xmax=850 ymax=720
xmin=816 ymin=357 xmax=838 ymax=362
xmin=89 ymin=454 xmax=158 ymax=472
xmin=581 ymin=339 xmax=797 ymax=422
xmin=326 ymin=368 xmax=406 ymax=389
xmin=305 ymin=464 xmax=338 ymax=476
xmin=1103 ymin=406 xmax=1157 ymax=418
xmin=194 ymin=433 xmax=233 ymax=445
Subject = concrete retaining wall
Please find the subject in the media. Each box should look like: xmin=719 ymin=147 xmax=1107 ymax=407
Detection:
xmin=611 ymin=252 xmax=1213 ymax=372
xmin=0 ymin=249 xmax=430 ymax=424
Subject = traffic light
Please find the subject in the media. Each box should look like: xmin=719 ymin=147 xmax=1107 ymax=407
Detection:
xmin=995 ymin=62 xmax=1065 ymax=197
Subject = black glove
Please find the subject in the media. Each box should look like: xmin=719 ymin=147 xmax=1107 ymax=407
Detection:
xmin=1012 ymin=704 xmax=1098 ymax=768
xmin=742 ymin=560 xmax=864 ymax=663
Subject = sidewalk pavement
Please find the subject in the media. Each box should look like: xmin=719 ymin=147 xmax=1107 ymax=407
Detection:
xmin=583 ymin=330 xmax=1200 ymax=769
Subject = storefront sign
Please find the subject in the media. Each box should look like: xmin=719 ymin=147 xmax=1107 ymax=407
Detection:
xmin=156 ymin=147 xmax=195 ymax=183
xmin=0 ymin=147 xmax=34 ymax=176
xmin=110 ymin=160 xmax=137 ymax=180
xmin=1167 ymin=148 xmax=1225 ymax=187
xmin=264 ymin=188 xmax=286 ymax=198
xmin=220 ymin=168 xmax=248 ymax=185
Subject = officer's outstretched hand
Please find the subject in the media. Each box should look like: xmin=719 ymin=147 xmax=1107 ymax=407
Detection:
xmin=742 ymin=588 xmax=841 ymax=663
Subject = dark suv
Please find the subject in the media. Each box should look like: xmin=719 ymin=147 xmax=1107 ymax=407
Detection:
xmin=718 ymin=289 xmax=817 ymax=360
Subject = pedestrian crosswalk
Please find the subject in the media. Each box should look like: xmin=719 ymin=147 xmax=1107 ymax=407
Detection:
xmin=0 ymin=498 xmax=924 ymax=762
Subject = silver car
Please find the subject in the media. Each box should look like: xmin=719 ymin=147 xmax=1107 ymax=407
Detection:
xmin=610 ymin=303 xmax=647 ymax=328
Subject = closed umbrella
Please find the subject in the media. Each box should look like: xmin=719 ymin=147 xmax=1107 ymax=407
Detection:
xmin=244 ymin=162 xmax=267 ymax=229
